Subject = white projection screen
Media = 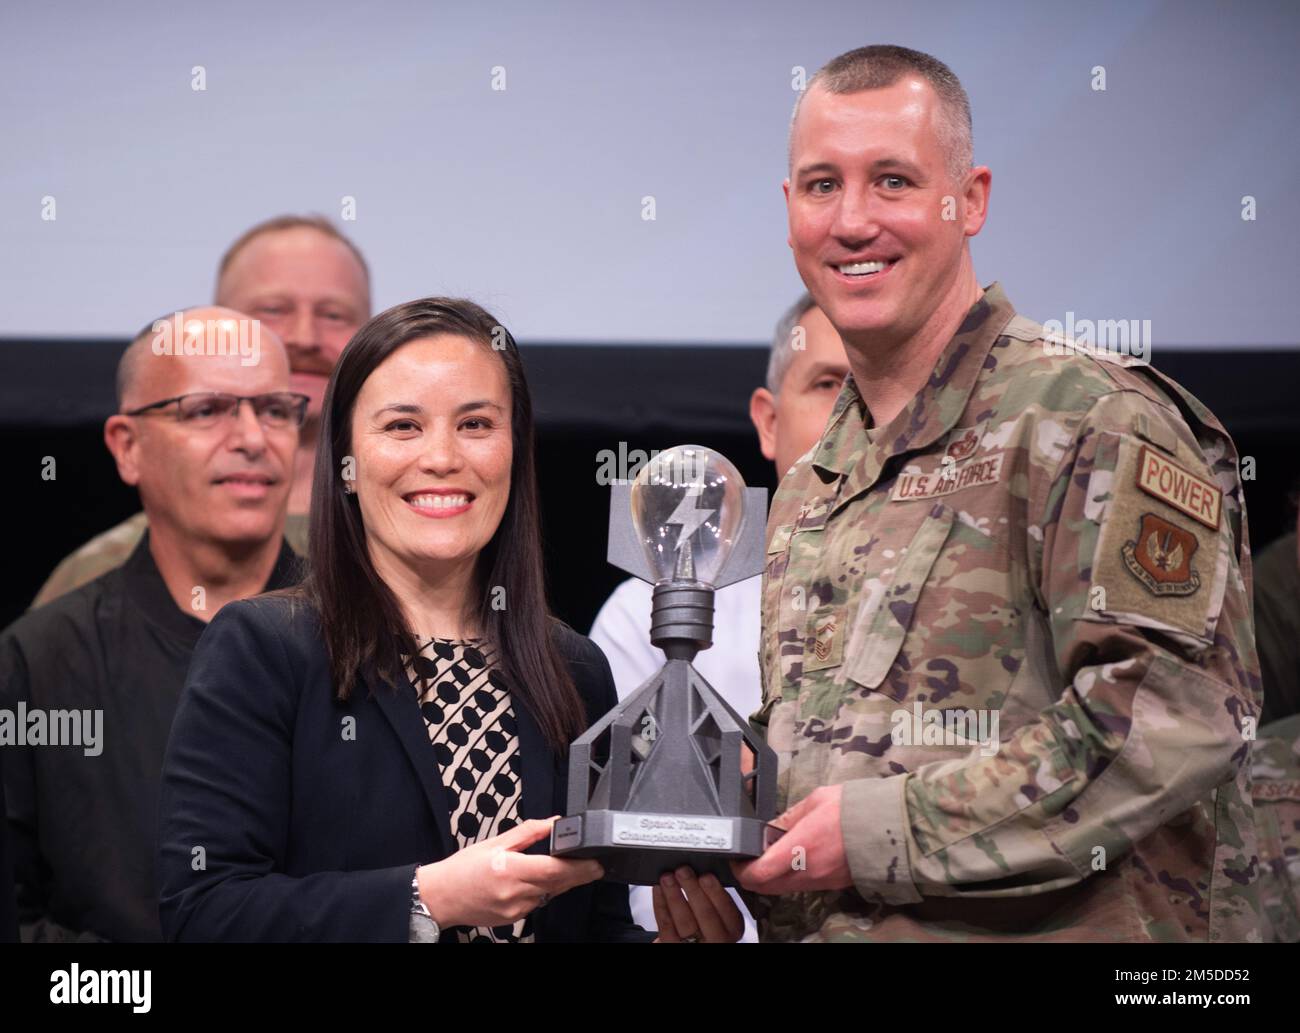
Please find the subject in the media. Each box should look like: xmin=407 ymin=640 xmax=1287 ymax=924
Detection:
xmin=1 ymin=0 xmax=1296 ymax=348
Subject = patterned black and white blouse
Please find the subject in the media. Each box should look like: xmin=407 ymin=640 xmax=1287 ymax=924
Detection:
xmin=404 ymin=637 xmax=534 ymax=943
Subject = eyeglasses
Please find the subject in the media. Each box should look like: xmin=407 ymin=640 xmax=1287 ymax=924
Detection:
xmin=123 ymin=392 xmax=310 ymax=429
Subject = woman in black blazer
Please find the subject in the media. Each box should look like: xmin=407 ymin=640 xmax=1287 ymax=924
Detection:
xmin=158 ymin=297 xmax=740 ymax=943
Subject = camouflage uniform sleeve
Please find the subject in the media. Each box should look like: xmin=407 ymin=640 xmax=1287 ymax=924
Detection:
xmin=29 ymin=512 xmax=149 ymax=609
xmin=839 ymin=389 xmax=1258 ymax=904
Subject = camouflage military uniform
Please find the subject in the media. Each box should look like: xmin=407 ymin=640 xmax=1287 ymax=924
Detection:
xmin=1252 ymin=713 xmax=1300 ymax=941
xmin=31 ymin=512 xmax=311 ymax=609
xmin=753 ymin=282 xmax=1261 ymax=942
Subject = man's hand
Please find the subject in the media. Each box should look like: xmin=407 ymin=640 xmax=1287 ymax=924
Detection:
xmin=732 ymin=784 xmax=853 ymax=895
xmin=651 ymin=867 xmax=744 ymax=942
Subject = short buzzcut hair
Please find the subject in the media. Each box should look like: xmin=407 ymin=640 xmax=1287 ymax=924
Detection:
xmin=215 ymin=214 xmax=371 ymax=303
xmin=789 ymin=45 xmax=973 ymax=184
xmin=766 ymin=292 xmax=818 ymax=395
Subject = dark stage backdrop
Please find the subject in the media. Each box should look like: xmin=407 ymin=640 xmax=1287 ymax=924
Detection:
xmin=3 ymin=339 xmax=1298 ymax=636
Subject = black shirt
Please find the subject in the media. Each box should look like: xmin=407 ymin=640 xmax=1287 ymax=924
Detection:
xmin=0 ymin=532 xmax=301 ymax=941
xmin=0 ymin=753 xmax=16 ymax=942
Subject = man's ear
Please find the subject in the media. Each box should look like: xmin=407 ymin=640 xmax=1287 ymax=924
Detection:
xmin=103 ymin=415 xmax=142 ymax=486
xmin=749 ymin=387 xmax=778 ymax=463
xmin=962 ymin=166 xmax=992 ymax=237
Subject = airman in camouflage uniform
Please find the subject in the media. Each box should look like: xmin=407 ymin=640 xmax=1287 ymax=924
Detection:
xmin=1252 ymin=713 xmax=1300 ymax=941
xmin=751 ymin=282 xmax=1262 ymax=941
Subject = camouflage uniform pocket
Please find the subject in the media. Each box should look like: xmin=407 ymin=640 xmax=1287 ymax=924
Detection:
xmin=842 ymin=503 xmax=956 ymax=697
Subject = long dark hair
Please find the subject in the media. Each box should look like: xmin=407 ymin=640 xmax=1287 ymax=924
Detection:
xmin=296 ymin=297 xmax=585 ymax=753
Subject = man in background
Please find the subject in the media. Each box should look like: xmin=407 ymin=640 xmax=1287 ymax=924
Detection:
xmin=30 ymin=215 xmax=370 ymax=606
xmin=1 ymin=308 xmax=303 ymax=940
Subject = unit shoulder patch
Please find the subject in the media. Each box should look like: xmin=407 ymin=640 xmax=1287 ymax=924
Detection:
xmin=1084 ymin=434 xmax=1223 ymax=643
xmin=1121 ymin=512 xmax=1201 ymax=596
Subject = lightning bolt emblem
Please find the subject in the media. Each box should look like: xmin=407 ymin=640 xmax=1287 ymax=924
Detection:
xmin=664 ymin=485 xmax=715 ymax=580
xmin=666 ymin=485 xmax=714 ymax=544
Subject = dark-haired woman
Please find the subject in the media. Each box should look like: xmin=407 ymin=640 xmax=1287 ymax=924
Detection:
xmin=157 ymin=298 xmax=742 ymax=943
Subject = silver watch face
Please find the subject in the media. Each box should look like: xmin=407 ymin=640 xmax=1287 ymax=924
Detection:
xmin=409 ymin=911 xmax=441 ymax=943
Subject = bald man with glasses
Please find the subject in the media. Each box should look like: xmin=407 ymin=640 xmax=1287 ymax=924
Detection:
xmin=30 ymin=213 xmax=372 ymax=609
xmin=0 ymin=307 xmax=304 ymax=941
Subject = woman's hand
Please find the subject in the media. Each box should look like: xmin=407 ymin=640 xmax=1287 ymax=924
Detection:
xmin=418 ymin=816 xmax=604 ymax=929
xmin=652 ymin=866 xmax=744 ymax=942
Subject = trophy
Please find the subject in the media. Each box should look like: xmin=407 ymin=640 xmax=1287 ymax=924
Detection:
xmin=551 ymin=444 xmax=778 ymax=886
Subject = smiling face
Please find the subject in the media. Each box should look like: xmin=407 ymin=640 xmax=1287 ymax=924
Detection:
xmin=217 ymin=227 xmax=370 ymax=420
xmin=349 ymin=335 xmax=513 ymax=591
xmin=107 ymin=307 xmax=296 ymax=548
xmin=785 ymin=77 xmax=986 ymax=348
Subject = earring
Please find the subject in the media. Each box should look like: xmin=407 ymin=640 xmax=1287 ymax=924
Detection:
xmin=343 ymin=482 xmax=355 ymax=495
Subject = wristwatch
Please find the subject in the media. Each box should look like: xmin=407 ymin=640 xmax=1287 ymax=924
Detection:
xmin=409 ymin=867 xmax=441 ymax=943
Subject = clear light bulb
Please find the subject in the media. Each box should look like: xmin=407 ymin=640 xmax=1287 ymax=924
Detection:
xmin=631 ymin=444 xmax=745 ymax=588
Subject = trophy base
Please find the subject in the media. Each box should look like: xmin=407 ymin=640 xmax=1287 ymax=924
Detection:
xmin=550 ymin=810 xmax=778 ymax=887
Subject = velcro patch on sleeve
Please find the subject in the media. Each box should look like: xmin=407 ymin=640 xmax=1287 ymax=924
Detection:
xmin=1135 ymin=445 xmax=1221 ymax=530
xmin=1086 ymin=436 xmax=1221 ymax=642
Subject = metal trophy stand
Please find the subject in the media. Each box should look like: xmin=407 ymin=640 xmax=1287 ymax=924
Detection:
xmin=551 ymin=446 xmax=777 ymax=886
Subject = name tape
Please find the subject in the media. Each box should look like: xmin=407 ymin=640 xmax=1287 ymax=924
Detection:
xmin=891 ymin=452 xmax=1005 ymax=502
xmin=1135 ymin=445 xmax=1221 ymax=530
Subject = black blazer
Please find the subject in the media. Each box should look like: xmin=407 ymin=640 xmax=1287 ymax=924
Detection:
xmin=157 ymin=594 xmax=649 ymax=942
